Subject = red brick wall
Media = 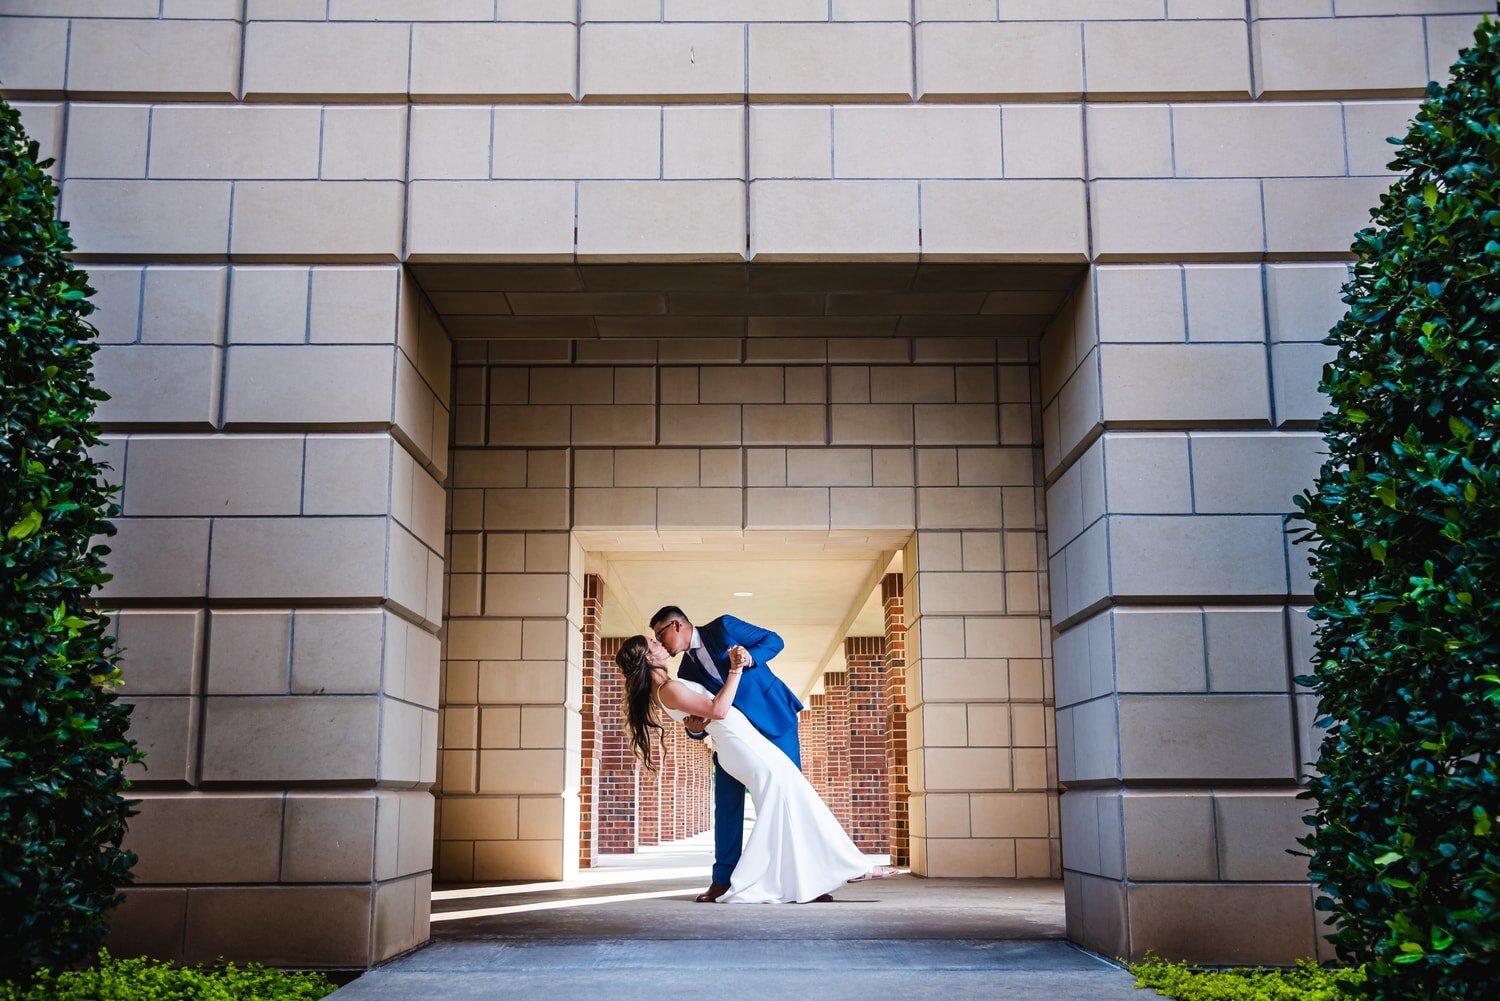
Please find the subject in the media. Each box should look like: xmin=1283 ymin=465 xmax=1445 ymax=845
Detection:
xmin=802 ymin=694 xmax=828 ymax=804
xmin=845 ymin=636 xmax=889 ymax=854
xmin=823 ymin=670 xmax=852 ymax=834
xmin=882 ymin=573 xmax=909 ymax=866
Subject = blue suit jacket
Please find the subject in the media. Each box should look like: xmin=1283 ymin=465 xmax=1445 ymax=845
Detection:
xmin=676 ymin=615 xmax=804 ymax=739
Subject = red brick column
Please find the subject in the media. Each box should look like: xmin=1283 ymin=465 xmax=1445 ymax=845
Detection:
xmin=823 ymin=670 xmax=852 ymax=834
xmin=659 ymin=712 xmax=680 ymax=842
xmin=578 ymin=575 xmax=602 ymax=868
xmin=845 ymin=636 xmax=889 ymax=854
xmin=803 ymin=694 xmax=829 ymax=802
xmin=637 ymin=728 xmax=661 ymax=848
xmin=596 ymin=636 xmax=637 ymax=855
xmin=882 ymin=573 xmax=909 ymax=866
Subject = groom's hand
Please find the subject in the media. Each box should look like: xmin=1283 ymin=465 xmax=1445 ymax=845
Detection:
xmin=727 ymin=645 xmax=754 ymax=670
xmin=683 ymin=715 xmax=709 ymax=735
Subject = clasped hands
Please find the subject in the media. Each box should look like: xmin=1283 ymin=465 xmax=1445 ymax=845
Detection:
xmin=683 ymin=645 xmax=751 ymax=736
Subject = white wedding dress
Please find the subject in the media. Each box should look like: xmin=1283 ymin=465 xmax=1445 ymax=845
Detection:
xmin=661 ymin=678 xmax=875 ymax=903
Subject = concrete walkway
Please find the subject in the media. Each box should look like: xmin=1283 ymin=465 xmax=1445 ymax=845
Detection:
xmin=333 ymin=836 xmax=1155 ymax=1000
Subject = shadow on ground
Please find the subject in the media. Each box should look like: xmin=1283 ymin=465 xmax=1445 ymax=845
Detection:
xmin=333 ymin=836 xmax=1154 ymax=1000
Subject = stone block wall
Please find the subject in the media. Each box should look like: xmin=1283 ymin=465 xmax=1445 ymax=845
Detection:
xmin=5 ymin=0 xmax=1486 ymax=970
xmin=81 ymin=264 xmax=449 ymax=968
xmin=440 ymin=333 xmax=1055 ymax=880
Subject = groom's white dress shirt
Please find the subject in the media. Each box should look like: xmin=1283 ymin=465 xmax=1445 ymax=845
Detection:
xmin=688 ymin=626 xmax=723 ymax=682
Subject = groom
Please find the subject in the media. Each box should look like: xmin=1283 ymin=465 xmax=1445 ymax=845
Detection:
xmin=649 ymin=605 xmax=805 ymax=902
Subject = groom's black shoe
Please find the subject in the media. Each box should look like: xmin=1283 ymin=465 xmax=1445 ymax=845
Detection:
xmin=695 ymin=882 xmax=730 ymax=903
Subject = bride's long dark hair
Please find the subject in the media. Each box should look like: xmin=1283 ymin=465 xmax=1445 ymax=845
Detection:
xmin=615 ymin=635 xmax=664 ymax=770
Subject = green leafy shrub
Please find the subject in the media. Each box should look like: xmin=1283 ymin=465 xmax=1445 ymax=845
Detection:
xmin=0 ymin=98 xmax=139 ymax=978
xmin=0 ymin=951 xmax=338 ymax=1001
xmin=1288 ymin=13 xmax=1500 ymax=1000
xmin=1129 ymin=956 xmax=1365 ymax=1001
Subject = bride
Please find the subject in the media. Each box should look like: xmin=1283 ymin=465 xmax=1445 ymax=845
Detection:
xmin=614 ymin=633 xmax=902 ymax=903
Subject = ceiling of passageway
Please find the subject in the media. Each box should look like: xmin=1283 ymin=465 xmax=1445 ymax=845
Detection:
xmin=596 ymin=550 xmax=897 ymax=700
xmin=408 ymin=262 xmax=1085 ymax=341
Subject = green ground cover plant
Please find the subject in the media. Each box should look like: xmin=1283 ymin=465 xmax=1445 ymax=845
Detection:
xmin=1287 ymin=12 xmax=1500 ymax=1001
xmin=0 ymin=951 xmax=337 ymax=1001
xmin=1129 ymin=956 xmax=1365 ymax=1001
xmin=0 ymin=98 xmax=138 ymax=978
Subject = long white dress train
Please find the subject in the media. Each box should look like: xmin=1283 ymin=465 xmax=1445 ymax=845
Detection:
xmin=661 ymin=678 xmax=874 ymax=903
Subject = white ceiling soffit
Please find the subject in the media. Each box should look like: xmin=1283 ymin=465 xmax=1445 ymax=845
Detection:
xmin=596 ymin=550 xmax=898 ymax=700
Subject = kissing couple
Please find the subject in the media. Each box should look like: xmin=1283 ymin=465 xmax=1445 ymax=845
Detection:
xmin=614 ymin=605 xmax=904 ymax=904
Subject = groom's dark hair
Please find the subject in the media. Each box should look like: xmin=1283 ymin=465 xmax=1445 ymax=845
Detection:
xmin=650 ymin=605 xmax=689 ymax=630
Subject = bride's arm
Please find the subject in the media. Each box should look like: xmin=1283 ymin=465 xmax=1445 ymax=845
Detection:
xmin=660 ymin=667 xmax=743 ymax=721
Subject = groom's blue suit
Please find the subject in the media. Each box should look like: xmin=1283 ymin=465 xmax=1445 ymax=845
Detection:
xmin=676 ymin=614 xmax=804 ymax=887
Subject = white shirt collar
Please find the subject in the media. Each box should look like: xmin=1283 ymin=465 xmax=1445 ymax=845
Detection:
xmin=688 ymin=625 xmax=704 ymax=651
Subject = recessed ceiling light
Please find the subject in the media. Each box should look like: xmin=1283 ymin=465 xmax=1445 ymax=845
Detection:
xmin=732 ymin=592 xmax=753 ymax=597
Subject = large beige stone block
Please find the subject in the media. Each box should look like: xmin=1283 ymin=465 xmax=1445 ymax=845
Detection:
xmin=1089 ymin=180 xmax=1264 ymax=260
xmin=1121 ymin=792 xmax=1217 ymax=881
xmin=1189 ymin=432 xmax=1322 ymax=515
xmin=920 ymin=181 xmax=1088 ymax=260
xmin=833 ymin=107 xmax=1002 ymax=179
xmin=123 ymin=435 xmax=302 ymax=517
xmin=1097 ymin=343 xmax=1272 ymax=425
xmin=1084 ymin=21 xmax=1251 ymax=99
xmin=1271 ymin=341 xmax=1337 ymax=426
xmin=94 ymin=345 xmax=222 ymax=427
xmin=412 ymin=23 xmax=577 ymax=101
xmin=1126 ymin=883 xmax=1317 ymax=965
xmin=915 ymin=22 xmax=1083 ymax=101
xmin=200 ymin=695 xmax=380 ymax=783
xmin=1109 ymin=515 xmax=1288 ymax=599
xmin=664 ymin=106 xmax=746 ymax=178
xmin=63 ymin=180 xmax=231 ymax=257
xmin=1172 ymin=103 xmax=1346 ymax=178
xmin=750 ymin=181 xmax=919 ymax=260
xmin=493 ymin=107 xmax=659 ymax=179
xmin=140 ymin=266 xmax=229 ymax=345
xmin=750 ymin=23 xmax=912 ymax=101
xmin=580 ymin=23 xmax=745 ymax=101
xmin=183 ymin=886 xmax=374 ymax=968
xmin=222 ymin=345 xmax=395 ymax=426
xmin=112 ymin=610 xmax=205 ymax=696
xmin=291 ymin=609 xmax=387 ymax=695
xmin=1266 ymin=263 xmax=1349 ymax=343
xmin=230 ymin=181 xmax=404 ymax=260
xmin=227 ymin=267 xmax=307 ymax=344
xmin=321 ymin=106 xmax=408 ymax=181
xmin=243 ymin=22 xmax=409 ymax=100
xmin=408 ymin=181 xmax=575 ymax=261
xmin=0 ymin=16 xmax=68 ymax=96
xmin=148 ymin=106 xmax=322 ymax=181
xmin=68 ymin=19 xmax=240 ymax=99
xmin=1214 ymin=790 xmax=1309 ymax=882
xmin=127 ymin=794 xmax=283 ymax=884
xmin=208 ymin=517 xmax=388 ymax=600
xmin=1084 ymin=104 xmax=1173 ymax=179
xmin=99 ymin=519 xmax=210 ymax=600
xmin=1263 ymin=177 xmax=1388 ymax=256
xmin=1110 ymin=607 xmax=1206 ymax=694
xmin=121 ymin=696 xmax=197 ymax=785
xmin=61 ymin=103 xmax=149 ymax=179
xmin=577 ymin=181 xmax=747 ymax=261
xmin=745 ymin=487 xmax=830 ymax=529
xmin=1001 ymin=105 xmax=1085 ymax=179
xmin=1118 ymin=694 xmax=1296 ymax=781
xmin=1253 ymin=16 xmax=1428 ymax=98
xmin=749 ymin=106 xmax=833 ymax=179
xmin=305 ymin=434 xmax=397 ymax=516
xmin=281 ymin=794 xmax=378 ymax=883
xmin=409 ymin=107 xmax=491 ymax=180
xmin=1103 ymin=433 xmax=1192 ymax=514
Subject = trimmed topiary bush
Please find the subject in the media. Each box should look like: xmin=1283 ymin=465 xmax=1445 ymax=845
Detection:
xmin=1289 ymin=14 xmax=1500 ymax=1000
xmin=0 ymin=951 xmax=338 ymax=1001
xmin=0 ymin=99 xmax=139 ymax=978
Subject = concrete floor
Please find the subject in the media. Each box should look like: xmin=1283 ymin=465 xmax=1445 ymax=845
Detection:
xmin=333 ymin=835 xmax=1154 ymax=1000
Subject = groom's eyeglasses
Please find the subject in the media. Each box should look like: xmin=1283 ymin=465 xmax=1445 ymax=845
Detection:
xmin=653 ymin=621 xmax=679 ymax=642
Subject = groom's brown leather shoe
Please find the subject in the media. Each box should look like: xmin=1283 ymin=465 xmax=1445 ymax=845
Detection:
xmin=695 ymin=882 xmax=730 ymax=903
